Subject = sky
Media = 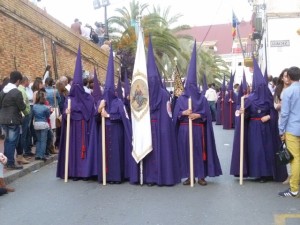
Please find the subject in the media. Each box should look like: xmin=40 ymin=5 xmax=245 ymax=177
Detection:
xmin=33 ymin=0 xmax=253 ymax=28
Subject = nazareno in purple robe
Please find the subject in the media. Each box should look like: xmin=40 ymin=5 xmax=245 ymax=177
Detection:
xmin=215 ymin=91 xmax=223 ymax=125
xmin=173 ymin=42 xmax=222 ymax=181
xmin=56 ymin=46 xmax=95 ymax=179
xmin=230 ymin=81 xmax=249 ymax=176
xmin=173 ymin=94 xmax=222 ymax=179
xmin=215 ymin=75 xmax=226 ymax=125
xmin=222 ymin=90 xmax=236 ymax=129
xmin=129 ymin=37 xmax=181 ymax=186
xmin=92 ymin=45 xmax=132 ymax=183
xmin=230 ymin=58 xmax=287 ymax=181
xmin=95 ymin=98 xmax=132 ymax=183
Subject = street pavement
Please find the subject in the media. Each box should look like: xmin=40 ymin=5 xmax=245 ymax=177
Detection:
xmin=0 ymin=124 xmax=299 ymax=225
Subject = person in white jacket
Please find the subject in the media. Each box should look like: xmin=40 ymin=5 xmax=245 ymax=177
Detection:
xmin=205 ymin=83 xmax=218 ymax=121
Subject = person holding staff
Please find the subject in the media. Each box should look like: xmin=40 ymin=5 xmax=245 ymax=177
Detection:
xmin=173 ymin=42 xmax=222 ymax=186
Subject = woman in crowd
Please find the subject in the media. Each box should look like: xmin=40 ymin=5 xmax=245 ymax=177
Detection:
xmin=32 ymin=90 xmax=51 ymax=161
xmin=274 ymin=68 xmax=291 ymax=184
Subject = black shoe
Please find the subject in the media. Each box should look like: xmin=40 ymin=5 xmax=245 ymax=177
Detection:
xmin=0 ymin=187 xmax=8 ymax=196
xmin=35 ymin=157 xmax=47 ymax=162
xmin=147 ymin=183 xmax=155 ymax=187
xmin=183 ymin=178 xmax=196 ymax=185
xmin=198 ymin=179 xmax=207 ymax=186
xmin=278 ymin=188 xmax=298 ymax=197
xmin=6 ymin=164 xmax=23 ymax=170
xmin=254 ymin=177 xmax=268 ymax=183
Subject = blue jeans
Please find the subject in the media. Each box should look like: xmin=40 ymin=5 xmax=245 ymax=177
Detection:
xmin=35 ymin=129 xmax=48 ymax=158
xmin=208 ymin=101 xmax=216 ymax=121
xmin=19 ymin=113 xmax=32 ymax=155
xmin=2 ymin=124 xmax=20 ymax=166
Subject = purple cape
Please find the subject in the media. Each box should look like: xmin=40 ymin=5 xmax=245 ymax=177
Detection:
xmin=230 ymin=86 xmax=287 ymax=181
xmin=222 ymin=90 xmax=236 ymax=129
xmin=129 ymin=91 xmax=181 ymax=185
xmin=173 ymin=94 xmax=222 ymax=179
xmin=56 ymin=88 xmax=95 ymax=179
xmin=215 ymin=91 xmax=225 ymax=125
xmin=90 ymin=98 xmax=132 ymax=183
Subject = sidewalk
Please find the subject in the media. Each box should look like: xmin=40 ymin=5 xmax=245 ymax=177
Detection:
xmin=0 ymin=138 xmax=58 ymax=184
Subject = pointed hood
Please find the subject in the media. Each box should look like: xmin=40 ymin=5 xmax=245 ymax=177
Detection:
xmin=264 ymin=66 xmax=268 ymax=84
xmin=236 ymin=80 xmax=244 ymax=106
xmin=103 ymin=45 xmax=117 ymax=112
xmin=221 ymin=74 xmax=226 ymax=92
xmin=245 ymin=57 xmax=273 ymax=109
xmin=180 ymin=41 xmax=206 ymax=116
xmin=227 ymin=72 xmax=234 ymax=91
xmin=69 ymin=45 xmax=94 ymax=121
xmin=184 ymin=41 xmax=200 ymax=99
xmin=147 ymin=36 xmax=163 ymax=111
xmin=123 ymin=69 xmax=130 ymax=99
xmin=242 ymin=70 xmax=248 ymax=94
xmin=253 ymin=57 xmax=266 ymax=88
xmin=117 ymin=75 xmax=124 ymax=101
xmin=70 ymin=45 xmax=84 ymax=95
xmin=202 ymin=73 xmax=208 ymax=94
xmin=92 ymin=68 xmax=102 ymax=103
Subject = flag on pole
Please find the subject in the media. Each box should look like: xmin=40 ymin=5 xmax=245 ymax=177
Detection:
xmin=130 ymin=29 xmax=152 ymax=163
xmin=232 ymin=11 xmax=238 ymax=40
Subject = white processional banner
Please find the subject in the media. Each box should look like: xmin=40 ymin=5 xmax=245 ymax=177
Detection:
xmin=130 ymin=29 xmax=153 ymax=163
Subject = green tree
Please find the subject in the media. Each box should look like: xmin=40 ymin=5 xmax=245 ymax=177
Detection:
xmin=108 ymin=0 xmax=229 ymax=88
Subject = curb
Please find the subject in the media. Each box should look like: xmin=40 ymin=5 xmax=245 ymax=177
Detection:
xmin=4 ymin=154 xmax=58 ymax=184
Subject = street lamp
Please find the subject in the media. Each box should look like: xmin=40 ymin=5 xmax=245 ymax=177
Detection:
xmin=93 ymin=0 xmax=110 ymax=40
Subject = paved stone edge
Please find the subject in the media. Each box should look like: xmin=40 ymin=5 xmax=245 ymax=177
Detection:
xmin=4 ymin=154 xmax=58 ymax=184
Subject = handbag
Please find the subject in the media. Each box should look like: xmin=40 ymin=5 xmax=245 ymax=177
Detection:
xmin=276 ymin=141 xmax=293 ymax=165
xmin=33 ymin=121 xmax=49 ymax=130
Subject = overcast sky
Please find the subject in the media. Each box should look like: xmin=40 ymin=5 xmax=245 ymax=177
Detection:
xmin=34 ymin=0 xmax=252 ymax=28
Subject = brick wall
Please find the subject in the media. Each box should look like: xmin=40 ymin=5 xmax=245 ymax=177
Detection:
xmin=0 ymin=0 xmax=119 ymax=84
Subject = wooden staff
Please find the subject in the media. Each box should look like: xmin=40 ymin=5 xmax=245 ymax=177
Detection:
xmin=239 ymin=96 xmax=245 ymax=185
xmin=102 ymin=108 xmax=107 ymax=186
xmin=188 ymin=97 xmax=194 ymax=187
xmin=64 ymin=98 xmax=71 ymax=183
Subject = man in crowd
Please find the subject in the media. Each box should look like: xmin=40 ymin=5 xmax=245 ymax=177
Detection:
xmin=71 ymin=18 xmax=82 ymax=35
xmin=205 ymin=83 xmax=217 ymax=121
xmin=278 ymin=66 xmax=300 ymax=197
xmin=0 ymin=71 xmax=26 ymax=170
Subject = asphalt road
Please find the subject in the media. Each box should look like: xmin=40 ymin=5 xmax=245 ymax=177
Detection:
xmin=0 ymin=124 xmax=299 ymax=225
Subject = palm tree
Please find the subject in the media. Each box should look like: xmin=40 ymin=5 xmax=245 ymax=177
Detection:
xmin=108 ymin=0 xmax=230 ymax=88
xmin=109 ymin=0 xmax=183 ymax=80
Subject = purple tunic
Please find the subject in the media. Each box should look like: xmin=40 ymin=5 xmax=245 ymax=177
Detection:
xmin=129 ymin=91 xmax=181 ymax=186
xmin=230 ymin=87 xmax=287 ymax=181
xmin=173 ymin=94 xmax=222 ymax=179
xmin=94 ymin=98 xmax=132 ymax=183
xmin=56 ymin=89 xmax=95 ymax=179
xmin=222 ymin=90 xmax=236 ymax=129
xmin=129 ymin=37 xmax=181 ymax=186
xmin=215 ymin=91 xmax=224 ymax=125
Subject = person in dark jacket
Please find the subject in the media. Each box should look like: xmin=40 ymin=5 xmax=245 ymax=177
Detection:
xmin=0 ymin=71 xmax=26 ymax=170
